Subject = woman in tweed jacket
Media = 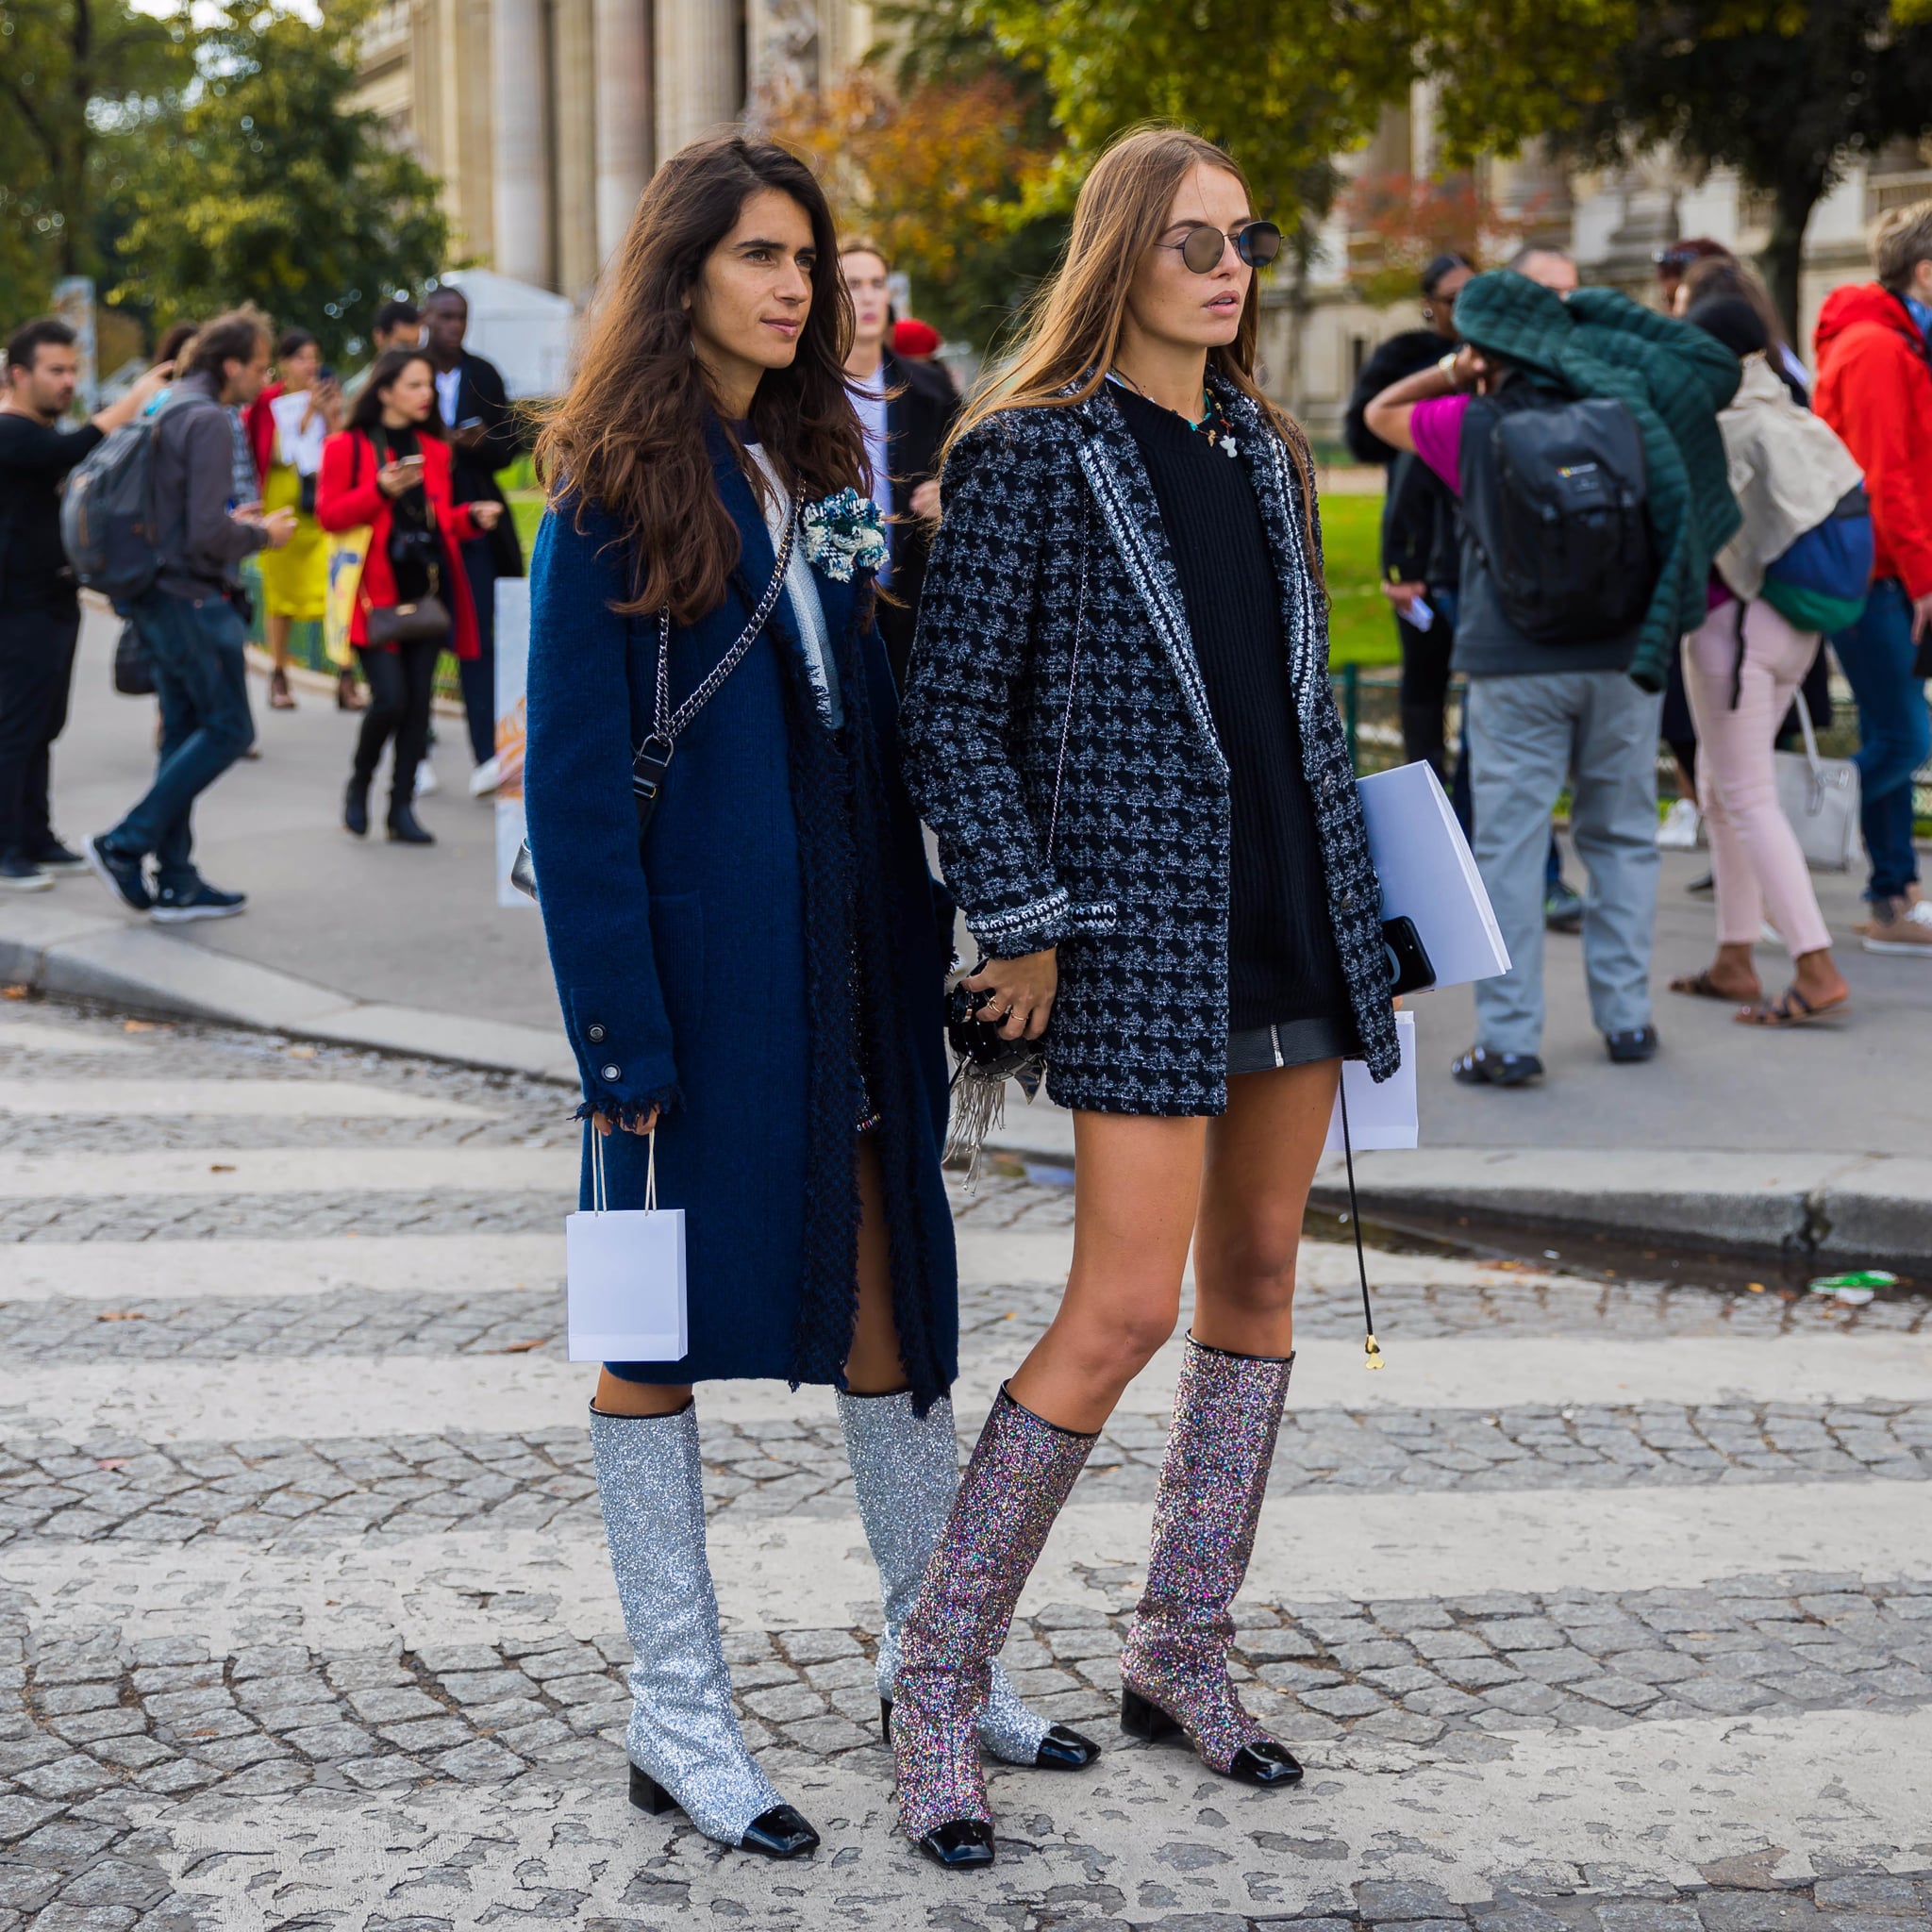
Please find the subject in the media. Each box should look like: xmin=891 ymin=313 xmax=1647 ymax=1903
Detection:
xmin=888 ymin=128 xmax=1400 ymax=1869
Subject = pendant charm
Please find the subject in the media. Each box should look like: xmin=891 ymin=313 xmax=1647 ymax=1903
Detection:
xmin=1223 ymin=436 xmax=1239 ymax=459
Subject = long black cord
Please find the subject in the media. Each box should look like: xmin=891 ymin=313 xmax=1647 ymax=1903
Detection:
xmin=1338 ymin=1076 xmax=1384 ymax=1369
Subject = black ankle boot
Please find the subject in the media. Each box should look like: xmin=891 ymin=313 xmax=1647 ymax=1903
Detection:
xmin=343 ymin=775 xmax=371 ymax=838
xmin=386 ymin=801 xmax=434 ymax=845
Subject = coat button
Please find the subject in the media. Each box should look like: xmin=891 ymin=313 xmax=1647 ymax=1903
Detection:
xmin=600 ymin=1064 xmax=621 ymax=1082
xmin=587 ymin=1024 xmax=607 ymax=1042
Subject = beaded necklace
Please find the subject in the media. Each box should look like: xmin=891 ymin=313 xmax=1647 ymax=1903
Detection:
xmin=1108 ymin=368 xmax=1240 ymax=458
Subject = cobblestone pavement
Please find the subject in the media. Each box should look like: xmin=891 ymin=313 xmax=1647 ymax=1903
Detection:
xmin=2 ymin=997 xmax=1930 ymax=1928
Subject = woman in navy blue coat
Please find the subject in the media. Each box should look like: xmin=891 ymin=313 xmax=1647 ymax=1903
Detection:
xmin=523 ymin=137 xmax=1092 ymax=1862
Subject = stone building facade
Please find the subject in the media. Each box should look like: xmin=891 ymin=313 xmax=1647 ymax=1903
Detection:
xmin=353 ymin=0 xmax=878 ymax=307
xmin=1272 ymin=81 xmax=1932 ymax=441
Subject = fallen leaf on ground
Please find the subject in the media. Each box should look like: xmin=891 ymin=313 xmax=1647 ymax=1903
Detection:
xmin=209 ymin=1163 xmax=235 ymax=1173
xmin=123 ymin=1019 xmax=156 ymax=1032
xmin=500 ymin=1338 xmax=545 ymax=1353
xmin=2 ymin=986 xmax=28 ymax=1001
xmin=285 ymin=1045 xmax=317 ymax=1059
xmin=96 ymin=1310 xmax=145 ymax=1322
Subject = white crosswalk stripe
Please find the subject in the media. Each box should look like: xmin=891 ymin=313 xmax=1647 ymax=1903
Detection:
xmin=0 ymin=999 xmax=1925 ymax=1927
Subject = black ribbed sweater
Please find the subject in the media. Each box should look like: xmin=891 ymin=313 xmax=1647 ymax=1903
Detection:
xmin=1112 ymin=382 xmax=1349 ymax=1033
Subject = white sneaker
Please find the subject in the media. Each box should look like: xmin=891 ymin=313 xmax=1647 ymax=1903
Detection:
xmin=414 ymin=761 xmax=439 ymax=798
xmin=468 ymin=755 xmax=500 ymax=799
xmin=1657 ymin=799 xmax=1702 ymax=850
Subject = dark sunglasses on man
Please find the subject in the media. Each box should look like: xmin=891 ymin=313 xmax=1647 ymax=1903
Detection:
xmin=1165 ymin=220 xmax=1283 ymax=275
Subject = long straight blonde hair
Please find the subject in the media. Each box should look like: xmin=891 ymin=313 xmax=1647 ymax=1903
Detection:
xmin=949 ymin=125 xmax=1318 ymax=538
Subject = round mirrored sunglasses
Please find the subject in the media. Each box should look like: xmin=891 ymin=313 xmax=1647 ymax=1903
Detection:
xmin=1177 ymin=220 xmax=1283 ymax=275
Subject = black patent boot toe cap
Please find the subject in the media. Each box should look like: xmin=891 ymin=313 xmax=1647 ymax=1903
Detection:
xmin=741 ymin=1804 xmax=820 ymax=1859
xmin=1034 ymin=1723 xmax=1101 ymax=1770
xmin=1229 ymin=1739 xmax=1304 ymax=1787
xmin=916 ymin=1818 xmax=995 ymax=1869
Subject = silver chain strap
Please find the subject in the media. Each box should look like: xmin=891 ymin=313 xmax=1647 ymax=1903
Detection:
xmin=637 ymin=499 xmax=801 ymax=785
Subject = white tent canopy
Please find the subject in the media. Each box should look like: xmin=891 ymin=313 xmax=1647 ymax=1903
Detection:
xmin=440 ymin=269 xmax=575 ymax=400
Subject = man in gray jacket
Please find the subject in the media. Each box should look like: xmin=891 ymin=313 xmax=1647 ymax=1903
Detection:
xmin=87 ymin=312 xmax=293 ymax=923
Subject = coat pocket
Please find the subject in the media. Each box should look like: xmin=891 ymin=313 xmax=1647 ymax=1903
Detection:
xmin=649 ymin=891 xmax=706 ymax=1047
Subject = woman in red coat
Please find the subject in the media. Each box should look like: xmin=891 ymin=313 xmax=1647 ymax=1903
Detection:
xmin=317 ymin=349 xmax=503 ymax=843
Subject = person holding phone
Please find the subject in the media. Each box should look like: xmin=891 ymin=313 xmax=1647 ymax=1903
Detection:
xmin=892 ymin=126 xmax=1398 ymax=1868
xmin=247 ymin=329 xmax=345 ymax=709
xmin=315 ymin=348 xmax=501 ymax=843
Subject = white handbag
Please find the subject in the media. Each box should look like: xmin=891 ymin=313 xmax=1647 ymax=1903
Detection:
xmin=566 ymin=1124 xmax=688 ymax=1364
xmin=1774 ymin=698 xmax=1861 ymax=873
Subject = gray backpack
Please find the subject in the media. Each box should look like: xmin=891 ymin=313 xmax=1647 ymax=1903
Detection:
xmin=59 ymin=408 xmax=169 ymax=604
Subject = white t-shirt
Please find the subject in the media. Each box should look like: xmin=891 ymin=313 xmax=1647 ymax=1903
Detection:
xmin=434 ymin=365 xmax=462 ymax=431
xmin=743 ymin=443 xmax=841 ymax=728
xmin=269 ymin=390 xmax=327 ymax=477
xmin=850 ymin=364 xmax=893 ymax=587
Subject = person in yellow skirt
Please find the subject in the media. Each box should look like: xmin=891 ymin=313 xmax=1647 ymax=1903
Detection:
xmin=251 ymin=330 xmax=353 ymax=709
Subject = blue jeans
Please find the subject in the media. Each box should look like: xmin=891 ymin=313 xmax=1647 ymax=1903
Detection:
xmin=1831 ymin=577 xmax=1931 ymax=902
xmin=106 ymin=591 xmax=253 ymax=892
xmin=1466 ymin=671 xmax=1662 ymax=1056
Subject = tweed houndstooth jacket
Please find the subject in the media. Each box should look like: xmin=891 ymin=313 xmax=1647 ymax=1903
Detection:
xmin=900 ymin=372 xmax=1401 ymax=1117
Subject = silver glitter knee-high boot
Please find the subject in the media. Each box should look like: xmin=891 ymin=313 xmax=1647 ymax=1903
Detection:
xmin=1116 ymin=1338 xmax=1303 ymax=1788
xmin=591 ymin=1403 xmax=820 ymax=1858
xmin=891 ymin=1386 xmax=1096 ymax=1869
xmin=836 ymin=1388 xmax=1100 ymax=1772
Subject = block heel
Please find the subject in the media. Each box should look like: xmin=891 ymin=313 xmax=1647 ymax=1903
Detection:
xmin=628 ymin=1763 xmax=677 ymax=1815
xmin=1120 ymin=1686 xmax=1184 ymax=1743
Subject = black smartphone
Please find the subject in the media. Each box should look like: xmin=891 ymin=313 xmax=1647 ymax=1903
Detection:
xmin=1382 ymin=915 xmax=1435 ymax=996
xmin=319 ymin=364 xmax=337 ymax=383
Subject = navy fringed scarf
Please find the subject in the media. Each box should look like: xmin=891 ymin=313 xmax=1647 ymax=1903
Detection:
xmin=763 ymin=578 xmax=948 ymax=1416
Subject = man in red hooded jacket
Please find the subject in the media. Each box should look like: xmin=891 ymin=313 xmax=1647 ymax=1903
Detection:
xmin=1813 ymin=202 xmax=1932 ymax=955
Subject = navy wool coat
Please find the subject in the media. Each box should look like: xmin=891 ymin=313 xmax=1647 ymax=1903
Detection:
xmin=525 ymin=435 xmax=959 ymax=1406
xmin=901 ymin=375 xmax=1400 ymax=1117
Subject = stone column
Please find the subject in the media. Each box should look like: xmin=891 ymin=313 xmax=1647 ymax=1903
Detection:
xmin=593 ymin=0 xmax=654 ymax=263
xmin=491 ymin=0 xmax=552 ymax=286
xmin=654 ymin=0 xmax=741 ymax=161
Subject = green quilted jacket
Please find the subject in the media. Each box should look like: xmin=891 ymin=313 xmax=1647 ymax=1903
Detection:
xmin=1451 ymin=273 xmax=1743 ymax=691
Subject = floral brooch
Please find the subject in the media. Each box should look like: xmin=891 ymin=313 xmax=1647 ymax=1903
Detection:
xmin=802 ymin=488 xmax=889 ymax=583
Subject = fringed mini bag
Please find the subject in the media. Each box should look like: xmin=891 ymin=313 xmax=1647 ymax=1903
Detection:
xmin=944 ymin=503 xmax=1089 ymax=1182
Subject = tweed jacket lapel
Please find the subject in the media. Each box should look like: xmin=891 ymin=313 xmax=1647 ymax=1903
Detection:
xmin=1212 ymin=375 xmax=1329 ymax=739
xmin=1069 ymin=383 xmax=1227 ymax=775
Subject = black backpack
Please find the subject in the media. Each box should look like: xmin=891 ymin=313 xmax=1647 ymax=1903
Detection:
xmin=1475 ymin=395 xmax=1656 ymax=644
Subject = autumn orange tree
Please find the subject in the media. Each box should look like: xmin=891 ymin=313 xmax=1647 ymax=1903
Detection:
xmin=759 ymin=67 xmax=1058 ymax=343
xmin=1340 ymin=171 xmax=1536 ymax=307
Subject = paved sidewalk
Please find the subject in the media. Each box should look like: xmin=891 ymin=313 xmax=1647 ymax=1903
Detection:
xmin=0 ymin=605 xmax=564 ymax=1075
xmin=6 ymin=604 xmax=1928 ymax=1251
xmin=1 ymin=1001 xmax=1929 ymax=1926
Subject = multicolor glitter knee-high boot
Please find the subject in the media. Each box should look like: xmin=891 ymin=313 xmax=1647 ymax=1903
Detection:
xmin=891 ymin=1386 xmax=1097 ymax=1868
xmin=1115 ymin=1338 xmax=1304 ymax=1788
xmin=591 ymin=1403 xmax=820 ymax=1858
xmin=836 ymin=1388 xmax=1100 ymax=1771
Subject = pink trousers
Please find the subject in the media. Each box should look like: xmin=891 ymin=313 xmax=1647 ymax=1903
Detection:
xmin=1680 ymin=598 xmax=1832 ymax=958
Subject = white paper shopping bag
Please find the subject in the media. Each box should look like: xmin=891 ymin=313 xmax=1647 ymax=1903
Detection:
xmin=1324 ymin=1010 xmax=1418 ymax=1154
xmin=566 ymin=1126 xmax=688 ymax=1363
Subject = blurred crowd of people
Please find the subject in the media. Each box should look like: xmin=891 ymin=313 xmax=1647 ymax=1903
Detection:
xmin=0 ymin=290 xmax=524 ymax=916
xmin=1347 ymin=207 xmax=1932 ymax=1086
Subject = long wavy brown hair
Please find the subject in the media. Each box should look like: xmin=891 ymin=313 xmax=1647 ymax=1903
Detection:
xmin=535 ymin=136 xmax=864 ymax=623
xmin=949 ymin=125 xmax=1318 ymax=549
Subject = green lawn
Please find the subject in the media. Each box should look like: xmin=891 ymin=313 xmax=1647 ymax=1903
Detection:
xmin=1320 ymin=491 xmax=1400 ymax=668
xmin=508 ymin=485 xmax=1397 ymax=667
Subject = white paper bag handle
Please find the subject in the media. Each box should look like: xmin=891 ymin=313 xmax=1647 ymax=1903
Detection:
xmin=588 ymin=1119 xmax=657 ymax=1215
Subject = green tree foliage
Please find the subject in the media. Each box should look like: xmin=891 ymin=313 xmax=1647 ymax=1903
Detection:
xmin=1538 ymin=1 xmax=1932 ymax=336
xmin=973 ymin=0 xmax=1412 ymax=242
xmin=867 ymin=0 xmax=1072 ymax=345
xmin=0 ymin=0 xmax=189 ymax=314
xmin=109 ymin=0 xmax=449 ymax=361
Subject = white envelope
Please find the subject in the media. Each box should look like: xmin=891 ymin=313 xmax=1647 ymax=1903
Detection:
xmin=1356 ymin=761 xmax=1510 ymax=991
xmin=566 ymin=1129 xmax=689 ymax=1364
xmin=1325 ymin=1010 xmax=1417 ymax=1154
